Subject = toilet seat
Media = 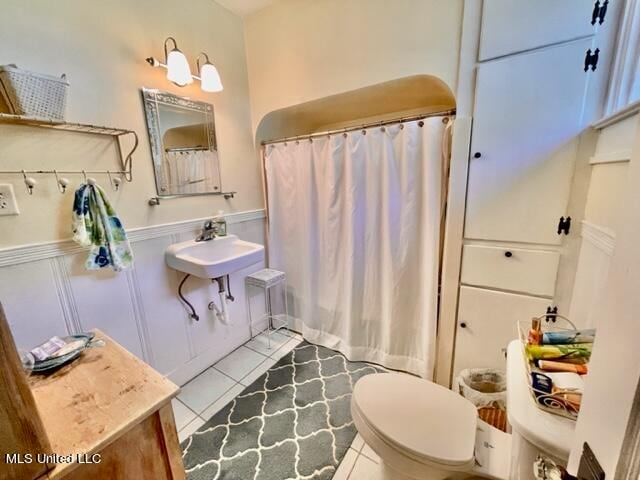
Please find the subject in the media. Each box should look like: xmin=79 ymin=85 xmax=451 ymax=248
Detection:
xmin=351 ymin=373 xmax=478 ymax=471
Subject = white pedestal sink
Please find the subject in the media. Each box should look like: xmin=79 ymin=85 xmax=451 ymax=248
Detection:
xmin=165 ymin=234 xmax=265 ymax=279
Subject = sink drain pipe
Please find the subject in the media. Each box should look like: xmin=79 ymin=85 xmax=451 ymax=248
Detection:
xmin=209 ymin=275 xmax=234 ymax=325
xmin=177 ymin=274 xmax=235 ymax=323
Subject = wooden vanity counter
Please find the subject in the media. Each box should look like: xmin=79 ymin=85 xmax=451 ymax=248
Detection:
xmin=28 ymin=330 xmax=184 ymax=479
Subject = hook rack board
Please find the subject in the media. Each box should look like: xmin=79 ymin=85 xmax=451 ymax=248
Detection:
xmin=0 ymin=113 xmax=139 ymax=182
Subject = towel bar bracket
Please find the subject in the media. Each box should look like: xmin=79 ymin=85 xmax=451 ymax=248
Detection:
xmin=148 ymin=191 xmax=237 ymax=206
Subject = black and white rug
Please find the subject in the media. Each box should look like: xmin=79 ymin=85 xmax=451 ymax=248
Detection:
xmin=181 ymin=341 xmax=382 ymax=480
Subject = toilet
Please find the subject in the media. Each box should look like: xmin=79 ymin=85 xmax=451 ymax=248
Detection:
xmin=351 ymin=373 xmax=511 ymax=480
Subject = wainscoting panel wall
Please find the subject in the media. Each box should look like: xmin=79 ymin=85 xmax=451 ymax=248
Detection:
xmin=0 ymin=209 xmax=267 ymax=386
xmin=569 ymin=221 xmax=615 ymax=329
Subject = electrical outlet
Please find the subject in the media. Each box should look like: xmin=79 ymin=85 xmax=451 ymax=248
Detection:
xmin=0 ymin=184 xmax=20 ymax=216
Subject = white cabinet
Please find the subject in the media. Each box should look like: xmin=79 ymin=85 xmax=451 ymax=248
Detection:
xmin=453 ymin=286 xmax=551 ymax=376
xmin=465 ymin=38 xmax=594 ymax=245
xmin=479 ymin=0 xmax=599 ymax=61
xmin=461 ymin=245 xmax=560 ymax=296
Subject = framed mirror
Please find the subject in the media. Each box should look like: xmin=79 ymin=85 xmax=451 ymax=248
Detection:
xmin=142 ymin=88 xmax=221 ymax=196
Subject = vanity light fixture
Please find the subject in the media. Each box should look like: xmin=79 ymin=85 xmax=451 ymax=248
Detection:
xmin=146 ymin=38 xmax=223 ymax=92
xmin=164 ymin=38 xmax=193 ymax=86
xmin=146 ymin=37 xmax=193 ymax=86
xmin=197 ymin=53 xmax=223 ymax=92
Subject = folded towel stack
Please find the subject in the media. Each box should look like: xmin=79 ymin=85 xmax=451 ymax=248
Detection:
xmin=72 ymin=182 xmax=133 ymax=272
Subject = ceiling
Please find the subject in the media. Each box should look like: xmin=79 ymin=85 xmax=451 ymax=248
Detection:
xmin=215 ymin=0 xmax=276 ymax=17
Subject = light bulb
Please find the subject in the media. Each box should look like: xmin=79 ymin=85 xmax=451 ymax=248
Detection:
xmin=200 ymin=63 xmax=223 ymax=92
xmin=166 ymin=48 xmax=193 ymax=86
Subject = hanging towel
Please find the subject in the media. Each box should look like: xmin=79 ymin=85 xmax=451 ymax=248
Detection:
xmin=72 ymin=183 xmax=133 ymax=271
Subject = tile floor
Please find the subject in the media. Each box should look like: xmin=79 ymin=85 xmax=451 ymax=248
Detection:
xmin=173 ymin=328 xmax=386 ymax=479
xmin=333 ymin=432 xmax=386 ymax=480
xmin=173 ymin=329 xmax=302 ymax=442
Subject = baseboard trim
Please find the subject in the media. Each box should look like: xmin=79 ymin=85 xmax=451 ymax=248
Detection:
xmin=0 ymin=209 xmax=266 ymax=267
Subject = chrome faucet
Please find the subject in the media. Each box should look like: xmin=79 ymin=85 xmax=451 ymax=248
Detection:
xmin=196 ymin=220 xmax=217 ymax=242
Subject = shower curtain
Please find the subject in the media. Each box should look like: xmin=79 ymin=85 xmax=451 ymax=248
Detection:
xmin=265 ymin=117 xmax=447 ymax=378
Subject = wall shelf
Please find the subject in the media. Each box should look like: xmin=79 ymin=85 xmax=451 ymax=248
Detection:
xmin=0 ymin=113 xmax=139 ymax=181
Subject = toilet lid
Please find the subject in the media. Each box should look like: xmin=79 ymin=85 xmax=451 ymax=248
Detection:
xmin=352 ymin=373 xmax=477 ymax=467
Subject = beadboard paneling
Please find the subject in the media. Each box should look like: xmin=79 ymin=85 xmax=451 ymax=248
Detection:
xmin=568 ymin=221 xmax=616 ymax=329
xmin=0 ymin=210 xmax=267 ymax=386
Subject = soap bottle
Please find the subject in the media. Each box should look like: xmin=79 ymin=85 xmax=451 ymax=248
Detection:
xmin=528 ymin=317 xmax=542 ymax=345
xmin=214 ymin=210 xmax=227 ymax=236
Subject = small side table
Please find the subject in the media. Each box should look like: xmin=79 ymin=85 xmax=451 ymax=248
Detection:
xmin=245 ymin=268 xmax=289 ymax=349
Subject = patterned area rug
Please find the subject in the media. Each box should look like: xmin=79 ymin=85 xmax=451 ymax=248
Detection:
xmin=181 ymin=341 xmax=382 ymax=480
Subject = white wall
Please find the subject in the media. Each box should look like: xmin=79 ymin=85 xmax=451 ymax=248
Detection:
xmin=568 ymin=111 xmax=640 ymax=477
xmin=244 ymin=0 xmax=463 ymax=133
xmin=0 ymin=0 xmax=267 ymax=383
xmin=0 ymin=0 xmax=263 ymax=248
xmin=568 ymin=114 xmax=638 ymax=329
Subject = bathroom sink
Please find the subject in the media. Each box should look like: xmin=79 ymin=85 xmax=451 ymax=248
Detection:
xmin=165 ymin=235 xmax=264 ymax=279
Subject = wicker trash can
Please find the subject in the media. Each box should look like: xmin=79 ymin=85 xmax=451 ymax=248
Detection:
xmin=456 ymin=368 xmax=508 ymax=432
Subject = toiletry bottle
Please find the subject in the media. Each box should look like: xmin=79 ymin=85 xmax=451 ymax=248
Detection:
xmin=528 ymin=317 xmax=542 ymax=345
xmin=214 ymin=210 xmax=227 ymax=236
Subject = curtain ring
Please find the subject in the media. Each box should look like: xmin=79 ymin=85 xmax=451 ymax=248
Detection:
xmin=380 ymin=126 xmax=386 ymax=132
xmin=418 ymin=121 xmax=424 ymax=127
xmin=399 ymin=123 xmax=404 ymax=130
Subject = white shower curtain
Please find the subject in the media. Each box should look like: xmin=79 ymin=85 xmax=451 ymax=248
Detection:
xmin=265 ymin=118 xmax=447 ymax=378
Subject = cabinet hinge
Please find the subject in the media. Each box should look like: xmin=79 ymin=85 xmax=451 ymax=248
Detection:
xmin=557 ymin=216 xmax=571 ymax=235
xmin=584 ymin=48 xmax=600 ymax=72
xmin=591 ymin=0 xmax=609 ymax=26
xmin=545 ymin=306 xmax=558 ymax=323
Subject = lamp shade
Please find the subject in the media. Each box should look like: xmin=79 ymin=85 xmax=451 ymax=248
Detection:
xmin=200 ymin=63 xmax=223 ymax=92
xmin=166 ymin=48 xmax=193 ymax=86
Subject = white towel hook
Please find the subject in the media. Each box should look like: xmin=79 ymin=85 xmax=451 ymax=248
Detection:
xmin=54 ymin=170 xmax=69 ymax=194
xmin=22 ymin=170 xmax=36 ymax=195
xmin=107 ymin=171 xmax=119 ymax=191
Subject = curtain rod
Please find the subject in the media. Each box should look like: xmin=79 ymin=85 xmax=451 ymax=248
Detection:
xmin=261 ymin=109 xmax=456 ymax=146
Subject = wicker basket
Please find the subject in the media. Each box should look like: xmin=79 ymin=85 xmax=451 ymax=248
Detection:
xmin=0 ymin=65 xmax=68 ymax=120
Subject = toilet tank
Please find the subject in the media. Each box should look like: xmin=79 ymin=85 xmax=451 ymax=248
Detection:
xmin=506 ymin=340 xmax=576 ymax=480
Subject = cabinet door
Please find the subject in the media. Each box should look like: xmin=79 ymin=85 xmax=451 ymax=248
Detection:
xmin=465 ymin=38 xmax=593 ymax=245
xmin=479 ymin=0 xmax=597 ymax=61
xmin=453 ymin=286 xmax=550 ymax=378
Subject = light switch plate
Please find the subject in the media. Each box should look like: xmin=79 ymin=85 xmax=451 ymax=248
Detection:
xmin=0 ymin=184 xmax=20 ymax=216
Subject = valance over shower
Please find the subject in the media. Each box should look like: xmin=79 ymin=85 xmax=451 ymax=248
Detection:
xmin=264 ymin=115 xmax=451 ymax=377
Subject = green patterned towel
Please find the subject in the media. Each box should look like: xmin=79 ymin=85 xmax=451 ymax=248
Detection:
xmin=72 ymin=183 xmax=133 ymax=271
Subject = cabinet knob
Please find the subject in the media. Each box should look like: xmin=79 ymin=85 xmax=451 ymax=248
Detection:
xmin=504 ymin=251 xmax=513 ymax=258
xmin=460 ymin=322 xmax=467 ymax=329
xmin=473 ymin=152 xmax=482 ymax=159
